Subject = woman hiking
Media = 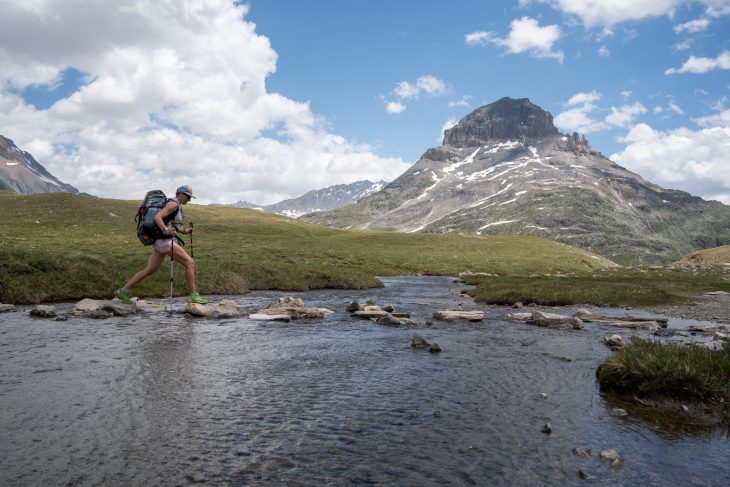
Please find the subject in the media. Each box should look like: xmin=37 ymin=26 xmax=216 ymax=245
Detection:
xmin=115 ymin=185 xmax=207 ymax=305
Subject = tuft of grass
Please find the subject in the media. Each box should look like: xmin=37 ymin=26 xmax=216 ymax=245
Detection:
xmin=597 ymin=339 xmax=730 ymax=412
xmin=0 ymin=192 xmax=614 ymax=303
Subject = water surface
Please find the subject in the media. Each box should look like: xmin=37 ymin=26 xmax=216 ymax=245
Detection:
xmin=1 ymin=277 xmax=728 ymax=486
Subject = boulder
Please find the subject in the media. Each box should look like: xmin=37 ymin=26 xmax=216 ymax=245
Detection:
xmin=30 ymin=305 xmax=57 ymax=318
xmin=366 ymin=299 xmax=377 ymax=306
xmin=71 ymin=298 xmax=136 ymax=317
xmin=249 ymin=313 xmax=291 ymax=322
xmin=214 ymin=302 xmax=243 ymax=318
xmin=219 ymin=299 xmax=238 ymax=307
xmin=346 ymin=301 xmax=362 ymax=313
xmin=433 ymin=310 xmax=484 ymax=322
xmin=526 ymin=311 xmax=583 ymax=330
xmin=573 ymin=309 xmax=667 ymax=328
xmin=410 ymin=334 xmax=430 ymax=349
xmin=0 ymin=304 xmax=16 ymax=313
xmin=136 ymin=300 xmax=166 ymax=313
xmin=185 ymin=303 xmax=211 ymax=317
xmin=352 ymin=309 xmax=390 ymax=320
xmin=279 ymin=296 xmax=305 ymax=308
xmin=376 ymin=314 xmax=406 ymax=327
xmin=604 ymin=334 xmax=624 ymax=351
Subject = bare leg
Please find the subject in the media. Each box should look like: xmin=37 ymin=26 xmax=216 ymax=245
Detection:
xmin=170 ymin=245 xmax=197 ymax=294
xmin=124 ymin=250 xmax=166 ymax=290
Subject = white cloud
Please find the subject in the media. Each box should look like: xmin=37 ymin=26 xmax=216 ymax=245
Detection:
xmin=394 ymin=75 xmax=448 ymax=99
xmin=611 ymin=119 xmax=730 ymax=203
xmin=668 ymin=100 xmax=685 ymax=114
xmin=597 ymin=45 xmax=610 ymax=57
xmin=621 ymin=90 xmax=633 ymax=99
xmin=604 ymin=102 xmax=647 ymax=127
xmin=448 ymin=96 xmax=472 ymax=109
xmin=540 ymin=0 xmax=683 ymax=28
xmin=385 ymin=101 xmax=406 ymax=114
xmin=466 ymin=17 xmax=564 ymax=63
xmin=694 ymin=107 xmax=730 ymax=126
xmin=440 ymin=118 xmax=458 ymax=143
xmin=674 ymin=40 xmax=693 ymax=51
xmin=673 ymin=18 xmax=711 ymax=33
xmin=0 ymin=0 xmax=409 ymax=204
xmin=665 ymin=50 xmax=730 ymax=74
xmin=557 ymin=92 xmax=648 ymax=133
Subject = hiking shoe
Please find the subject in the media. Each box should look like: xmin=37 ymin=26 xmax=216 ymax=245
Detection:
xmin=115 ymin=288 xmax=132 ymax=304
xmin=187 ymin=293 xmax=207 ymax=305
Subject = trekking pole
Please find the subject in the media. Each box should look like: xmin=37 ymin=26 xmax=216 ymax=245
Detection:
xmin=189 ymin=221 xmax=194 ymax=259
xmin=169 ymin=228 xmax=174 ymax=315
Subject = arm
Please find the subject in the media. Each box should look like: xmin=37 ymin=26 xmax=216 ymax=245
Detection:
xmin=154 ymin=202 xmax=179 ymax=236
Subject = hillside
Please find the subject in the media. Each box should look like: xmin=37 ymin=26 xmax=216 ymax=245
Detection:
xmin=674 ymin=245 xmax=730 ymax=265
xmin=303 ymin=98 xmax=730 ymax=265
xmin=0 ymin=192 xmax=617 ymax=303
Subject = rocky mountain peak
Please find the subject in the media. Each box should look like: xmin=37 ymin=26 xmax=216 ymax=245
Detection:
xmin=443 ymin=97 xmax=559 ymax=147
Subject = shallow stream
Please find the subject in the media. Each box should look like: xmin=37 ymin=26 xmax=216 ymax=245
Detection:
xmin=1 ymin=277 xmax=728 ymax=486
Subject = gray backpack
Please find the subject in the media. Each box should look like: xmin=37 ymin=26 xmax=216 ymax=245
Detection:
xmin=135 ymin=190 xmax=178 ymax=245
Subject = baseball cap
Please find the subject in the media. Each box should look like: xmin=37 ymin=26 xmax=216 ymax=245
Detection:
xmin=176 ymin=184 xmax=196 ymax=199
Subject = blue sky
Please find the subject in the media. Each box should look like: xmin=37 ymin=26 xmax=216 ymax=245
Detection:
xmin=0 ymin=0 xmax=729 ymax=204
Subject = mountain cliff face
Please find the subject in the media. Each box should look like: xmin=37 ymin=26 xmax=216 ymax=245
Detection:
xmin=223 ymin=180 xmax=388 ymax=218
xmin=0 ymin=135 xmax=78 ymax=194
xmin=303 ymin=97 xmax=730 ymax=264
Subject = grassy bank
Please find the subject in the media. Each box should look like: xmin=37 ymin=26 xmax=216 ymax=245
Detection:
xmin=0 ymin=192 xmax=613 ymax=303
xmin=462 ymin=266 xmax=730 ymax=307
xmin=597 ymin=339 xmax=730 ymax=417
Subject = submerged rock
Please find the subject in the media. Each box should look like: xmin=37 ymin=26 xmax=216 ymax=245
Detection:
xmin=526 ymin=311 xmax=583 ymax=330
xmin=410 ymin=334 xmax=430 ymax=349
xmin=599 ymin=449 xmax=623 ymax=468
xmin=603 ymin=334 xmax=624 ymax=351
xmin=30 ymin=305 xmax=57 ymax=318
xmin=428 ymin=342 xmax=442 ymax=353
xmin=0 ymin=304 xmax=16 ymax=313
xmin=541 ymin=423 xmax=552 ymax=434
xmin=136 ymin=300 xmax=166 ymax=313
xmin=433 ymin=310 xmax=484 ymax=322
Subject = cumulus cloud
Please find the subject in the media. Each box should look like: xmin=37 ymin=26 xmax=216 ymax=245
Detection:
xmin=448 ymin=96 xmax=472 ymax=109
xmin=611 ymin=118 xmax=730 ymax=203
xmin=440 ymin=118 xmax=459 ymax=143
xmin=555 ymin=91 xmax=648 ymax=133
xmin=0 ymin=0 xmax=409 ymax=204
xmin=673 ymin=17 xmax=711 ymax=32
xmin=385 ymin=101 xmax=406 ymax=114
xmin=384 ymin=74 xmax=449 ymax=114
xmin=604 ymin=102 xmax=647 ymax=127
xmin=665 ymin=50 xmax=730 ymax=74
xmin=466 ymin=17 xmax=564 ymax=63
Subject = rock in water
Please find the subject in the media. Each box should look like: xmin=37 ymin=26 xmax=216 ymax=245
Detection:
xmin=30 ymin=305 xmax=57 ymax=318
xmin=185 ymin=303 xmax=211 ymax=317
xmin=428 ymin=343 xmax=442 ymax=353
xmin=411 ymin=334 xmax=430 ymax=349
xmin=599 ymin=449 xmax=623 ymax=468
xmin=249 ymin=313 xmax=291 ymax=322
xmin=346 ymin=301 xmax=362 ymax=313
xmin=432 ymin=310 xmax=484 ymax=322
xmin=0 ymin=304 xmax=16 ymax=313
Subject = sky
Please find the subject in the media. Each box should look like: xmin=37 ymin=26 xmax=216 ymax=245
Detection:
xmin=0 ymin=0 xmax=728 ymax=205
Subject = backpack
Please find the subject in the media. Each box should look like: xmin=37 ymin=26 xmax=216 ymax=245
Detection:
xmin=135 ymin=190 xmax=179 ymax=245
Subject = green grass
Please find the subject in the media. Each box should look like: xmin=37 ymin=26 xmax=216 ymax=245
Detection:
xmin=0 ymin=192 xmax=615 ymax=303
xmin=463 ymin=266 xmax=730 ymax=307
xmin=597 ymin=339 xmax=730 ymax=414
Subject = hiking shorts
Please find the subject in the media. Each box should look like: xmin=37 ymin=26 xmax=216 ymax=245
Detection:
xmin=153 ymin=238 xmax=173 ymax=254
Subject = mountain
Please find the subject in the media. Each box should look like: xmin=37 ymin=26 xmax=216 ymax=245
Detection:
xmin=0 ymin=135 xmax=79 ymax=194
xmin=224 ymin=180 xmax=388 ymax=218
xmin=303 ymin=97 xmax=730 ymax=264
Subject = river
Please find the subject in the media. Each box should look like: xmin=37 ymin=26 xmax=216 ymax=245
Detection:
xmin=1 ymin=276 xmax=728 ymax=486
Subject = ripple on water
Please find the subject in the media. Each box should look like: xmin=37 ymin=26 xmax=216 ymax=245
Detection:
xmin=1 ymin=276 xmax=729 ymax=486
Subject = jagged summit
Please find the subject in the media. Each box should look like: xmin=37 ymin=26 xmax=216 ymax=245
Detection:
xmin=304 ymin=97 xmax=730 ymax=264
xmin=443 ymin=97 xmax=559 ymax=147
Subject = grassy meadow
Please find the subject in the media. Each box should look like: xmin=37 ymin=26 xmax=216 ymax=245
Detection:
xmin=0 ymin=192 xmax=618 ymax=304
xmin=0 ymin=192 xmax=727 ymax=304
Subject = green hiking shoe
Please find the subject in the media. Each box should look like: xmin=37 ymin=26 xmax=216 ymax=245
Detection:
xmin=187 ymin=293 xmax=207 ymax=305
xmin=115 ymin=288 xmax=132 ymax=304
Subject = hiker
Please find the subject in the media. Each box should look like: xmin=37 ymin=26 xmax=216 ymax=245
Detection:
xmin=115 ymin=185 xmax=207 ymax=305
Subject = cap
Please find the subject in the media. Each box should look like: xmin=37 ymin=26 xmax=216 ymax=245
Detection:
xmin=176 ymin=184 xmax=196 ymax=199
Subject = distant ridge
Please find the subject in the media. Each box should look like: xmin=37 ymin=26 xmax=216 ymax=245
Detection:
xmin=222 ymin=180 xmax=388 ymax=218
xmin=0 ymin=135 xmax=79 ymax=195
xmin=303 ymin=97 xmax=730 ymax=264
